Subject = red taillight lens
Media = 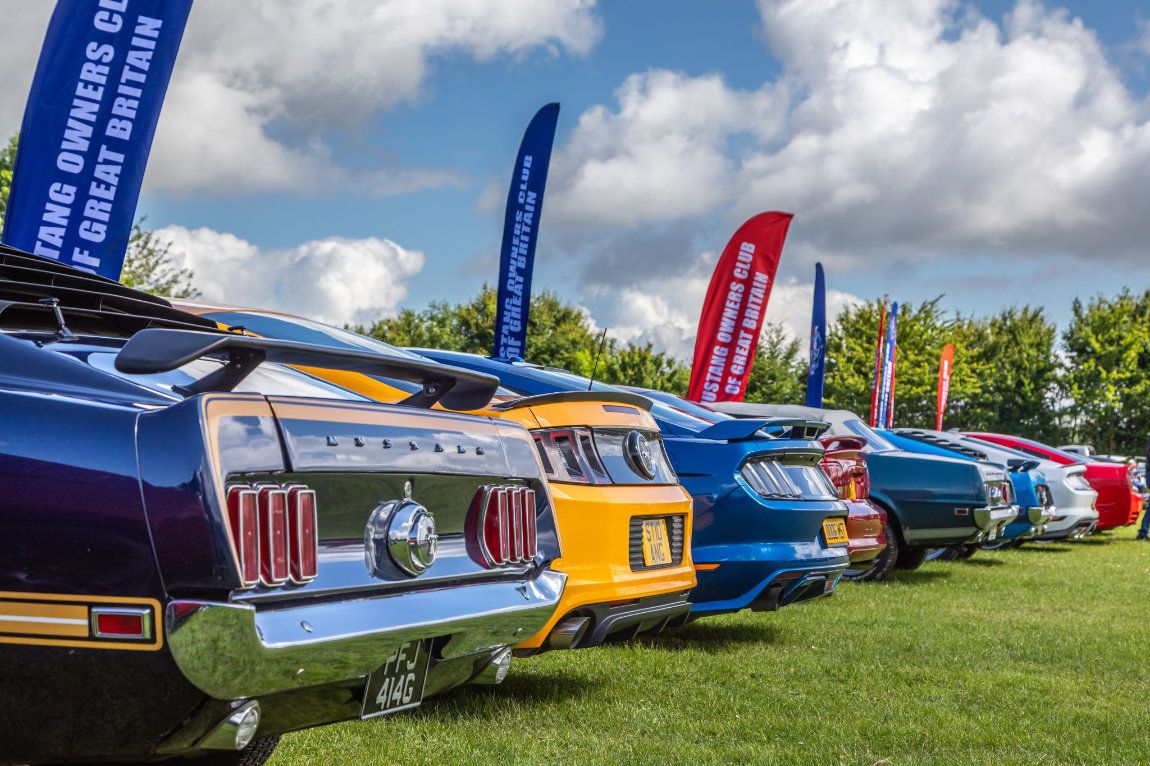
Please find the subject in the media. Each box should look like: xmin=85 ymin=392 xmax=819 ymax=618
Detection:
xmin=257 ymin=485 xmax=289 ymax=586
xmin=286 ymin=486 xmax=318 ymax=583
xmin=852 ymin=465 xmax=870 ymax=500
xmin=475 ymin=485 xmax=537 ymax=566
xmin=482 ymin=487 xmax=510 ymax=564
xmin=226 ymin=486 xmax=259 ymax=586
xmin=91 ymin=608 xmax=151 ymax=640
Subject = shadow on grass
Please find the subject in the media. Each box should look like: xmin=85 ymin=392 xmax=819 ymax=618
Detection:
xmin=636 ymin=618 xmax=785 ymax=653
xmin=886 ymin=568 xmax=954 ymax=585
xmin=1015 ymin=543 xmax=1075 ymax=554
xmin=958 ymin=557 xmax=1006 ymax=568
xmin=416 ymin=667 xmax=604 ymax=719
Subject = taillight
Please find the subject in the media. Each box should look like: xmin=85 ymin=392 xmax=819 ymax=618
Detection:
xmin=257 ymin=485 xmax=289 ymax=586
xmin=473 ymin=485 xmax=537 ymax=567
xmin=286 ymin=486 xmax=318 ymax=583
xmin=227 ymin=482 xmax=319 ymax=588
xmin=226 ymin=486 xmax=259 ymax=587
xmin=533 ymin=428 xmax=609 ymax=484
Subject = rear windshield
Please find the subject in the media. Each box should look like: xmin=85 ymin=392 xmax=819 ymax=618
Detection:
xmin=86 ymin=351 xmax=367 ymax=401
xmin=503 ymin=366 xmax=721 ymax=433
xmin=204 ymin=310 xmax=418 ymax=358
xmin=843 ymin=419 xmax=896 ymax=453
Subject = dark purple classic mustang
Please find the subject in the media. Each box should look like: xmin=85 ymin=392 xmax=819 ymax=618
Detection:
xmin=0 ymin=248 xmax=566 ymax=765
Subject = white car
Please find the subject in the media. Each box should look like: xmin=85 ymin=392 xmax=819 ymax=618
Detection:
xmin=962 ymin=435 xmax=1098 ymax=539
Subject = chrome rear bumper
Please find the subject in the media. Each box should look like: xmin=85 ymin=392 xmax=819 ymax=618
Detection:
xmin=166 ymin=569 xmax=565 ymax=699
xmin=972 ymin=504 xmax=1018 ymax=540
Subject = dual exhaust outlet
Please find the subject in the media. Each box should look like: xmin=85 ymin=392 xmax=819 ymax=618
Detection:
xmin=547 ymin=615 xmax=591 ymax=650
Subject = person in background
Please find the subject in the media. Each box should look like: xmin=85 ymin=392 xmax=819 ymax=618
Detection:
xmin=1139 ymin=441 xmax=1150 ymax=541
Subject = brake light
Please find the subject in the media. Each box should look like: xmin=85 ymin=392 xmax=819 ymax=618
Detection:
xmin=226 ymin=486 xmax=259 ymax=586
xmin=533 ymin=428 xmax=609 ymax=484
xmin=473 ymin=485 xmax=537 ymax=566
xmin=819 ymin=458 xmax=870 ymax=501
xmin=227 ymin=482 xmax=319 ymax=589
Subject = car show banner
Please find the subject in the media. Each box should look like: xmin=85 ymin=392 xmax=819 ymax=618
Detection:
xmin=805 ymin=262 xmax=826 ymax=408
xmin=875 ymin=302 xmax=898 ymax=427
xmin=492 ymin=102 xmax=560 ymax=360
xmin=688 ymin=212 xmax=792 ymax=403
xmin=869 ymin=297 xmax=888 ymax=426
xmin=2 ymin=0 xmax=193 ymax=279
xmin=936 ymin=343 xmax=956 ymax=430
xmin=885 ymin=323 xmax=899 ymax=428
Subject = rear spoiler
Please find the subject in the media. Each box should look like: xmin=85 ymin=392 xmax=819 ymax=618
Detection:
xmin=820 ymin=435 xmax=867 ymax=453
xmin=696 ymin=417 xmax=829 ymax=442
xmin=1007 ymin=458 xmax=1041 ymax=473
xmin=115 ymin=328 xmax=499 ymax=411
xmin=492 ymin=390 xmax=652 ymax=412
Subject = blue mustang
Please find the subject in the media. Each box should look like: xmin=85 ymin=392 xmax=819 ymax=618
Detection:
xmin=883 ymin=428 xmax=1054 ymax=550
xmin=412 ymin=351 xmax=851 ymax=616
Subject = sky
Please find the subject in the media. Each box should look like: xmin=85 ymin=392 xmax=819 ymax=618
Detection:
xmin=1 ymin=0 xmax=1149 ymax=360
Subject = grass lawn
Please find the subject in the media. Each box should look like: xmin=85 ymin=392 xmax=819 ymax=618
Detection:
xmin=269 ymin=528 xmax=1150 ymax=766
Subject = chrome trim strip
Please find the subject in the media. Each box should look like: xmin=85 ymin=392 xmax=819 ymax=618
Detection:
xmin=166 ymin=569 xmax=566 ymax=699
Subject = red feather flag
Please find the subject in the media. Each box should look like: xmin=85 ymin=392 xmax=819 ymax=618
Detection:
xmin=935 ymin=343 xmax=956 ymax=430
xmin=688 ymin=212 xmax=792 ymax=403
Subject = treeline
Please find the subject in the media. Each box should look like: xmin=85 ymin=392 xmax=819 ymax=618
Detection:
xmin=362 ymin=287 xmax=1150 ymax=456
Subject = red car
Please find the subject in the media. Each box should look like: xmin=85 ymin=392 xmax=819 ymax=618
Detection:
xmin=820 ymin=435 xmax=889 ymax=579
xmin=965 ymin=433 xmax=1139 ymax=531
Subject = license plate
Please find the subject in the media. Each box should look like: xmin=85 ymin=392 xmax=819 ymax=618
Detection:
xmin=822 ymin=518 xmax=849 ymax=546
xmin=641 ymin=518 xmax=672 ymax=566
xmin=361 ymin=639 xmax=431 ymax=719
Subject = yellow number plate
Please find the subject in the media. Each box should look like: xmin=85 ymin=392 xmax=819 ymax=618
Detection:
xmin=822 ymin=518 xmax=849 ymax=546
xmin=641 ymin=518 xmax=673 ymax=566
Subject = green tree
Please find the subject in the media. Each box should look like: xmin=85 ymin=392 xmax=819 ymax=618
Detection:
xmin=0 ymin=133 xmax=17 ymax=233
xmin=1060 ymin=290 xmax=1150 ymax=455
xmin=823 ymin=297 xmax=992 ymax=428
xmin=362 ymin=285 xmax=696 ymax=392
xmin=120 ymin=222 xmax=200 ymax=298
xmin=961 ymin=307 xmax=1061 ymax=441
xmin=743 ymin=322 xmax=806 ymax=405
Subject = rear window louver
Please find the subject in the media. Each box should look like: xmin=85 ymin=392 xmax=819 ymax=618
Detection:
xmin=0 ymin=246 xmax=218 ymax=337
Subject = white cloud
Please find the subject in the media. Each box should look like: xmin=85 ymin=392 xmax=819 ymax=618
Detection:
xmin=154 ymin=225 xmax=424 ymax=326
xmin=550 ymin=0 xmax=1150 ymax=262
xmin=549 ymin=70 xmax=786 ymax=227
xmin=0 ymin=1 xmax=601 ymax=194
xmin=148 ymin=0 xmax=602 ymax=193
xmin=744 ymin=0 xmax=1150 ymax=257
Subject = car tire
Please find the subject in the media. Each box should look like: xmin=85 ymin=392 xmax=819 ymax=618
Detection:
xmin=844 ymin=516 xmax=900 ymax=582
xmin=895 ymin=546 xmax=928 ymax=570
xmin=925 ymin=546 xmax=962 ymax=561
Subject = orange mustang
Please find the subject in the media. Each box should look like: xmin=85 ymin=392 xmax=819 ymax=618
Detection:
xmin=174 ymin=303 xmax=696 ymax=652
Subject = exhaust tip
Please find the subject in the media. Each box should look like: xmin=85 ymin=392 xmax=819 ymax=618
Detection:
xmin=548 ymin=615 xmax=591 ymax=650
xmin=473 ymin=646 xmax=513 ymax=685
xmin=198 ymin=700 xmax=261 ymax=751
